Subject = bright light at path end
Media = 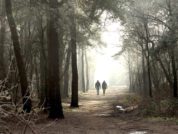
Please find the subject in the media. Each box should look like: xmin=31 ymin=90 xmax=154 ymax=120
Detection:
xmin=94 ymin=19 xmax=128 ymax=86
xmin=94 ymin=55 xmax=111 ymax=83
xmin=94 ymin=53 xmax=127 ymax=86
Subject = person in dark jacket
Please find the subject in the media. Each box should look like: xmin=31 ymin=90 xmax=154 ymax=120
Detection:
xmin=95 ymin=80 xmax=101 ymax=95
xmin=102 ymin=80 xmax=107 ymax=95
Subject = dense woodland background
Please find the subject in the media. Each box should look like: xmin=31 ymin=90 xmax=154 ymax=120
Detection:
xmin=0 ymin=0 xmax=178 ymax=120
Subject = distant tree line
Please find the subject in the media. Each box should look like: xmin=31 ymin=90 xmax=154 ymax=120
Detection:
xmin=119 ymin=0 xmax=178 ymax=100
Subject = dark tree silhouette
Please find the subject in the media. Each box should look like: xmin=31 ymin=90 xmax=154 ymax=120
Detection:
xmin=5 ymin=0 xmax=31 ymax=112
xmin=47 ymin=0 xmax=64 ymax=119
xmin=70 ymin=9 xmax=79 ymax=107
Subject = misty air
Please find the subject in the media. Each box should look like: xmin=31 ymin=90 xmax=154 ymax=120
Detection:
xmin=0 ymin=0 xmax=178 ymax=134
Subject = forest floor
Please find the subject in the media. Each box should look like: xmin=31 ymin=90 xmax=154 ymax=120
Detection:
xmin=1 ymin=87 xmax=178 ymax=134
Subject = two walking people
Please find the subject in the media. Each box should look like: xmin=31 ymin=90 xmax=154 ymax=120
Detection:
xmin=95 ymin=80 xmax=107 ymax=95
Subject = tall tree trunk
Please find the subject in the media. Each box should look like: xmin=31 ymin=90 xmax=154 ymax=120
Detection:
xmin=63 ymin=46 xmax=71 ymax=98
xmin=166 ymin=0 xmax=176 ymax=97
xmin=147 ymin=57 xmax=153 ymax=97
xmin=156 ymin=54 xmax=172 ymax=86
xmin=34 ymin=56 xmax=40 ymax=99
xmin=85 ymin=50 xmax=89 ymax=91
xmin=39 ymin=21 xmax=48 ymax=108
xmin=58 ymin=27 xmax=65 ymax=98
xmin=5 ymin=0 xmax=31 ymax=112
xmin=171 ymin=50 xmax=177 ymax=97
xmin=0 ymin=0 xmax=6 ymax=80
xmin=146 ymin=45 xmax=152 ymax=98
xmin=128 ymin=51 xmax=133 ymax=92
xmin=141 ymin=45 xmax=147 ymax=96
xmin=25 ymin=21 xmax=33 ymax=89
xmin=81 ymin=48 xmax=86 ymax=92
xmin=70 ymin=8 xmax=79 ymax=107
xmin=39 ymin=45 xmax=48 ymax=108
xmin=47 ymin=0 xmax=64 ymax=119
xmin=144 ymin=23 xmax=152 ymax=98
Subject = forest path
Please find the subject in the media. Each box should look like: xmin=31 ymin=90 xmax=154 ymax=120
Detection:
xmin=37 ymin=87 xmax=178 ymax=134
xmin=18 ymin=87 xmax=178 ymax=134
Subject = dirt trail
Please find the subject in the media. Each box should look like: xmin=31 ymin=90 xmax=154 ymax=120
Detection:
xmin=11 ymin=87 xmax=178 ymax=134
